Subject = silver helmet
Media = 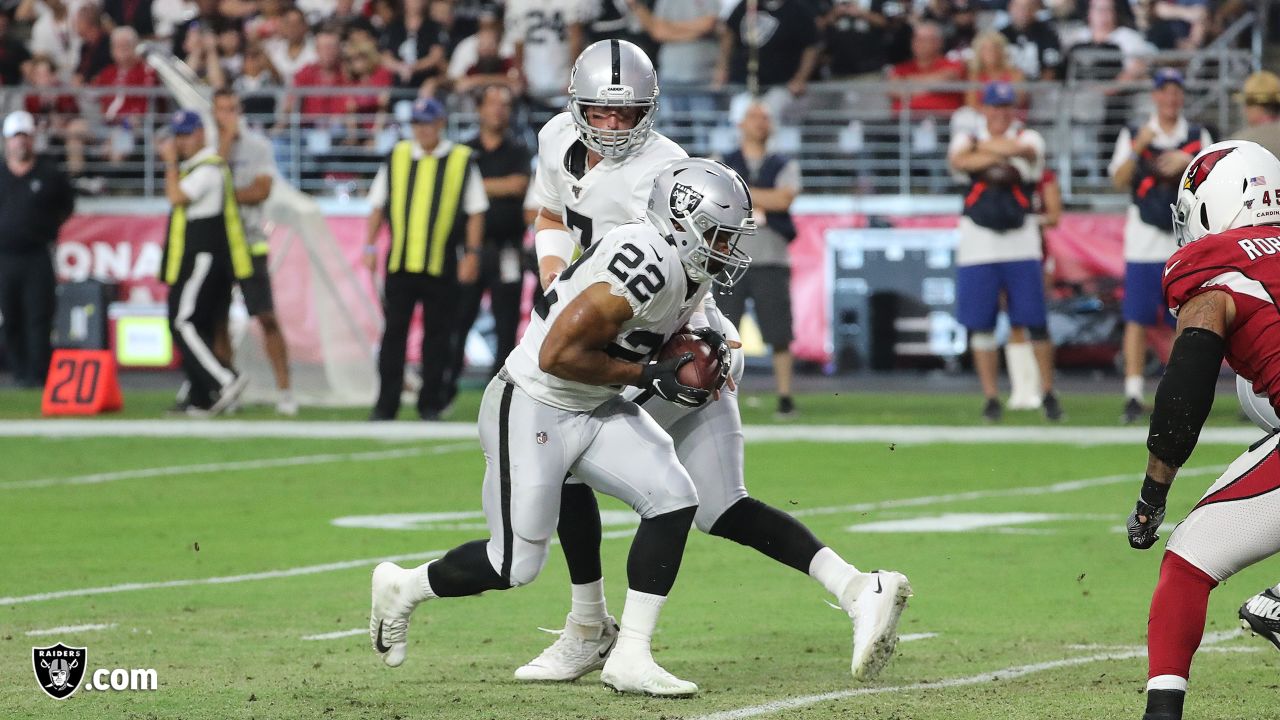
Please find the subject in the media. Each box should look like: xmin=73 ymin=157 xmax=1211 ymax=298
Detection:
xmin=567 ymin=39 xmax=659 ymax=159
xmin=647 ymin=158 xmax=754 ymax=287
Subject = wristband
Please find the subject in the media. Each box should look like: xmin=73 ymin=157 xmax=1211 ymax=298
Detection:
xmin=1140 ymin=475 xmax=1170 ymax=505
xmin=535 ymin=228 xmax=575 ymax=264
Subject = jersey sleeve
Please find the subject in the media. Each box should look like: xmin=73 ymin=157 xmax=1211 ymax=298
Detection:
xmin=590 ymin=226 xmax=674 ymax=316
xmin=530 ymin=117 xmax=568 ymax=215
xmin=1163 ymin=237 xmax=1271 ymax=320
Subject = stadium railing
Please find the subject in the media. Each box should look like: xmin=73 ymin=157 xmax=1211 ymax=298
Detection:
xmin=0 ymin=46 xmax=1255 ymax=205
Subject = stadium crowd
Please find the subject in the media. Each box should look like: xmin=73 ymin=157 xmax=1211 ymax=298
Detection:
xmin=0 ymin=0 xmax=1262 ymax=192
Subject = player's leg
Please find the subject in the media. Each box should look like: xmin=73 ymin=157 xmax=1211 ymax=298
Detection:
xmin=1141 ymin=434 xmax=1280 ymax=720
xmin=370 ymin=378 xmax=580 ymax=667
xmin=571 ymin=399 xmax=700 ymax=696
xmin=1002 ymin=259 xmax=1061 ymax=420
xmin=956 ymin=263 xmax=1003 ymax=420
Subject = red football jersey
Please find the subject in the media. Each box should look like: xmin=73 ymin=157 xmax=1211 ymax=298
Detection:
xmin=1164 ymin=225 xmax=1280 ymax=409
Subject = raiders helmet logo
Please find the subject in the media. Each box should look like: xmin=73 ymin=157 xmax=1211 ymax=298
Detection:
xmin=1183 ymin=147 xmax=1237 ymax=194
xmin=669 ymin=183 xmax=703 ymax=219
xmin=32 ymin=643 xmax=87 ymax=700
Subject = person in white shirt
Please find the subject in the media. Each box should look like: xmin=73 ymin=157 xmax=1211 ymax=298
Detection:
xmin=1109 ymin=68 xmax=1212 ymax=424
xmin=949 ymin=81 xmax=1061 ymax=423
xmin=505 ymin=0 xmax=594 ymax=107
xmin=264 ymin=7 xmax=317 ymax=85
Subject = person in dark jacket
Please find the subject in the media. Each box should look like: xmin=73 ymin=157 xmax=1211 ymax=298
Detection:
xmin=0 ymin=111 xmax=75 ymax=388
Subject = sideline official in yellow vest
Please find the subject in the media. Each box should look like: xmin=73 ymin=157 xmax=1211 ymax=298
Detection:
xmin=159 ymin=110 xmax=250 ymax=416
xmin=363 ymin=97 xmax=488 ymax=421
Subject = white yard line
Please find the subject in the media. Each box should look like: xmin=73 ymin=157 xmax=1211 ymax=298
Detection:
xmin=0 ymin=420 xmax=1265 ymax=445
xmin=25 ymin=623 xmax=117 ymax=636
xmin=0 ymin=465 xmax=1224 ymax=607
xmin=0 ymin=443 xmax=475 ymax=491
xmin=690 ymin=631 xmax=1245 ymax=720
xmin=301 ymin=628 xmax=366 ymax=641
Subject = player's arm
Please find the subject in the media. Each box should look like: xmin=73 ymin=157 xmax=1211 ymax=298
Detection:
xmin=948 ymin=139 xmax=1003 ymax=173
xmin=540 ymin=282 xmax=709 ymax=405
xmin=535 ymin=208 xmax=574 ymax=289
xmin=1127 ymin=289 xmax=1235 ymax=549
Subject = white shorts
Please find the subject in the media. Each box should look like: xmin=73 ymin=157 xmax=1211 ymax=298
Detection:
xmin=1166 ymin=433 xmax=1280 ymax=582
xmin=479 ymin=375 xmax=698 ymax=586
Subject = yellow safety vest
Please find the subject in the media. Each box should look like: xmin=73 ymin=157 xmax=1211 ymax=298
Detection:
xmin=385 ymin=140 xmax=472 ymax=276
xmin=162 ymin=155 xmax=253 ymax=285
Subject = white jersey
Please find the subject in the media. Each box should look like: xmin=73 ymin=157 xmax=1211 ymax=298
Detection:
xmin=506 ymin=0 xmax=596 ymax=100
xmin=505 ymin=221 xmax=709 ymax=412
xmin=531 ymin=112 xmax=687 ymax=250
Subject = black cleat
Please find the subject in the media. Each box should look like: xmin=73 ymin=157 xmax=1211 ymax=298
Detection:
xmin=982 ymin=398 xmax=1002 ymax=423
xmin=1122 ymin=397 xmax=1147 ymax=425
xmin=1142 ymin=688 xmax=1185 ymax=720
xmin=1042 ymin=391 xmax=1064 ymax=422
xmin=1239 ymin=586 xmax=1280 ymax=652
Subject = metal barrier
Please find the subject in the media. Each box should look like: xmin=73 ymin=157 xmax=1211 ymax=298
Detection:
xmin=0 ymin=46 xmax=1255 ymax=204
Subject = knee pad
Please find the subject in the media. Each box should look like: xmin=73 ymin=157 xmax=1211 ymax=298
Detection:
xmin=970 ymin=331 xmax=998 ymax=351
xmin=1027 ymin=326 xmax=1049 ymax=341
xmin=506 ymin=538 xmax=551 ymax=587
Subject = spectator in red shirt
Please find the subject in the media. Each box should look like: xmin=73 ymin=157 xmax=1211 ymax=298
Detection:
xmin=888 ymin=20 xmax=965 ymax=115
xmin=93 ymin=26 xmax=157 ymax=121
xmin=23 ymin=54 xmax=88 ymax=181
xmin=290 ymin=27 xmax=350 ymax=121
xmin=342 ymin=36 xmax=393 ymax=144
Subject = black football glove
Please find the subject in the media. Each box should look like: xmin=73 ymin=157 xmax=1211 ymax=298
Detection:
xmin=1127 ymin=497 xmax=1166 ymax=550
xmin=639 ymin=352 xmax=710 ymax=408
xmin=691 ymin=327 xmax=733 ymax=391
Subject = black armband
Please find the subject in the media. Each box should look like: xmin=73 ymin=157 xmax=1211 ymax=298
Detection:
xmin=1140 ymin=474 xmax=1171 ymax=506
xmin=1146 ymin=327 xmax=1227 ymax=467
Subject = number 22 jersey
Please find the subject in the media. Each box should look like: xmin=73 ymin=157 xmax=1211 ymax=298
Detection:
xmin=505 ymin=222 xmax=709 ymax=412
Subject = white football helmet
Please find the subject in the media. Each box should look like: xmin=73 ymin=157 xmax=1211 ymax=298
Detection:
xmin=1237 ymin=375 xmax=1280 ymax=432
xmin=1172 ymin=140 xmax=1280 ymax=246
xmin=567 ymin=39 xmax=659 ymax=159
xmin=647 ymin=158 xmax=754 ymax=287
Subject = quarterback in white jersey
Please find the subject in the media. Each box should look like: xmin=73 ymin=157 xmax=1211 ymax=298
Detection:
xmin=370 ymin=158 xmax=756 ymax=698
xmin=520 ymin=40 xmax=914 ymax=689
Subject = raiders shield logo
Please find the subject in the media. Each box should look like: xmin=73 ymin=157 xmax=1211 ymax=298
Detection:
xmin=669 ymin=183 xmax=703 ymax=219
xmin=571 ymin=185 xmax=583 ymax=199
xmin=32 ymin=643 xmax=87 ymax=700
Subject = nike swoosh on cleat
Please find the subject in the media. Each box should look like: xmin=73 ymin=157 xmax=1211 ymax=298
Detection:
xmin=598 ymin=634 xmax=618 ymax=659
xmin=375 ymin=621 xmax=392 ymax=654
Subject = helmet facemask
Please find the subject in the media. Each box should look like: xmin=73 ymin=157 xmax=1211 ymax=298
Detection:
xmin=569 ymin=92 xmax=658 ymax=159
xmin=674 ymin=211 xmax=754 ymax=289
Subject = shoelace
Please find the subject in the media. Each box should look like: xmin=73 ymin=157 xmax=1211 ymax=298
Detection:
xmin=380 ymin=619 xmax=408 ymax=644
xmin=530 ymin=627 xmax=597 ymax=664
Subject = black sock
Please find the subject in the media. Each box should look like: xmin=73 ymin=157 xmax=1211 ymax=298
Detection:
xmin=426 ymin=540 xmax=508 ymax=597
xmin=557 ymin=483 xmax=604 ymax=585
xmin=627 ymin=506 xmax=697 ymax=596
xmin=1143 ymin=689 xmax=1185 ymax=720
xmin=708 ymin=497 xmax=825 ymax=574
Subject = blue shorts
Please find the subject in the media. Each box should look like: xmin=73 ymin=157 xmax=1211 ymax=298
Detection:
xmin=956 ymin=260 xmax=1047 ymax=332
xmin=1123 ymin=261 xmax=1175 ymax=327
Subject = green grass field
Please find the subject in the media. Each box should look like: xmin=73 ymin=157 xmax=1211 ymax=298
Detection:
xmin=1 ymin=390 xmax=1277 ymax=719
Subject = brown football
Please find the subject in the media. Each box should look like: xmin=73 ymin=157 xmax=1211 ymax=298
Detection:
xmin=657 ymin=333 xmax=722 ymax=392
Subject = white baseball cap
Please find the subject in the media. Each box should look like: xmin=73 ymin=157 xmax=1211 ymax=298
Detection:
xmin=3 ymin=111 xmax=35 ymax=138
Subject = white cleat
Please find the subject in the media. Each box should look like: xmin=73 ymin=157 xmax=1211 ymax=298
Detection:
xmin=514 ymin=615 xmax=619 ymax=681
xmin=370 ymin=562 xmax=419 ymax=668
xmin=600 ymin=643 xmax=698 ymax=697
xmin=841 ymin=570 xmax=913 ymax=681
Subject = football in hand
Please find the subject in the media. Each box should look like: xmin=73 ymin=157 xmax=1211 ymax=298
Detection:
xmin=657 ymin=333 xmax=722 ymax=392
xmin=979 ymin=162 xmax=1022 ymax=187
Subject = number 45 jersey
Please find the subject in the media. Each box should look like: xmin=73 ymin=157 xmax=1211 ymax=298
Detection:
xmin=505 ymin=222 xmax=710 ymax=412
xmin=530 ymin=112 xmax=687 ymax=249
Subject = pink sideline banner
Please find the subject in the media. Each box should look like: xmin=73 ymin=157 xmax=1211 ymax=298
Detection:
xmin=56 ymin=212 xmax=1130 ymax=366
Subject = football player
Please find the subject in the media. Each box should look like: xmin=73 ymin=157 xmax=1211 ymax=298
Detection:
xmin=1124 ymin=140 xmax=1280 ymax=720
xmin=521 ymin=38 xmax=912 ymax=686
xmin=369 ymin=158 xmax=754 ymax=696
